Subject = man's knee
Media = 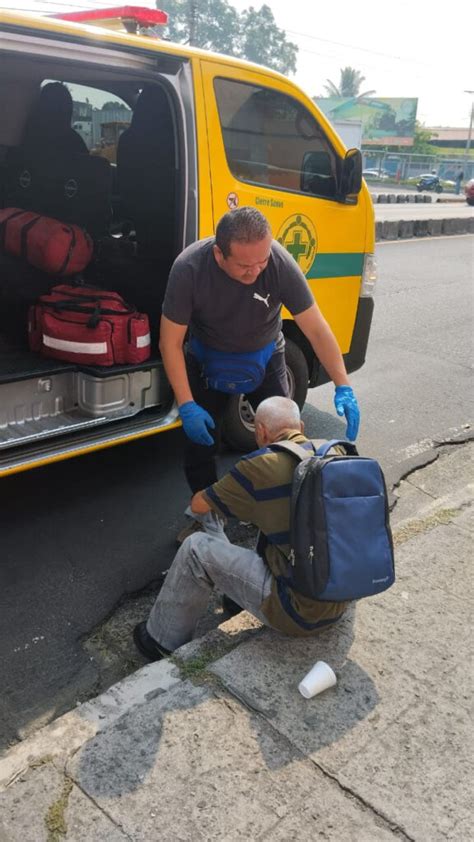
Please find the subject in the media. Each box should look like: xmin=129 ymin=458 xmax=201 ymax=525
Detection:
xmin=182 ymin=531 xmax=233 ymax=575
xmin=182 ymin=531 xmax=208 ymax=553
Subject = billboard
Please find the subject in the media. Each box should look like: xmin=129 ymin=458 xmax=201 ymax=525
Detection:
xmin=315 ymin=97 xmax=418 ymax=147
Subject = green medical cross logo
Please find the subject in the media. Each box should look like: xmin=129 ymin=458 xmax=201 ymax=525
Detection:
xmin=278 ymin=215 xmax=317 ymax=273
xmin=286 ymin=231 xmax=308 ymax=263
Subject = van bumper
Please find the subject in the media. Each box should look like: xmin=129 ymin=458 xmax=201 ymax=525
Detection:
xmin=310 ymin=297 xmax=374 ymax=387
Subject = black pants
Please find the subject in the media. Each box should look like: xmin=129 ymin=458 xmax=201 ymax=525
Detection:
xmin=184 ymin=345 xmax=290 ymax=493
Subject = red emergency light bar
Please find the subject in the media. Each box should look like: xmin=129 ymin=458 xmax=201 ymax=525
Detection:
xmin=51 ymin=6 xmax=168 ymax=33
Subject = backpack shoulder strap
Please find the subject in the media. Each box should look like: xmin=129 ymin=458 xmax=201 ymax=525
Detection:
xmin=269 ymin=440 xmax=314 ymax=462
xmin=315 ymin=439 xmax=359 ymax=457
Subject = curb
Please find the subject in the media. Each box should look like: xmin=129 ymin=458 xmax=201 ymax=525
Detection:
xmin=371 ymin=193 xmax=466 ymax=205
xmin=376 ymin=216 xmax=474 ymax=241
xmin=0 ymin=659 xmax=182 ymax=790
xmin=372 ymin=192 xmax=432 ymax=204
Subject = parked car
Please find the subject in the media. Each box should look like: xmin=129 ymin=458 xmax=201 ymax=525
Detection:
xmin=465 ymin=178 xmax=474 ymax=206
xmin=362 ymin=168 xmax=390 ymax=181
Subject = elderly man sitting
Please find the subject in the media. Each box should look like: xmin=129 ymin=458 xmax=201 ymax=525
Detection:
xmin=134 ymin=396 xmax=348 ymax=660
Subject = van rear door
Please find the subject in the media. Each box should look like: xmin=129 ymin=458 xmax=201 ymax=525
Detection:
xmin=200 ymin=60 xmax=367 ymax=355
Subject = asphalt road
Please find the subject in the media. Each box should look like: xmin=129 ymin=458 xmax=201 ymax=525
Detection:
xmin=0 ymin=234 xmax=473 ymax=749
xmin=304 ymin=235 xmax=473 ymax=480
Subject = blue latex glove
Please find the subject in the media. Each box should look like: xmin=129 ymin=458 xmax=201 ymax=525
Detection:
xmin=179 ymin=401 xmax=215 ymax=446
xmin=334 ymin=385 xmax=360 ymax=441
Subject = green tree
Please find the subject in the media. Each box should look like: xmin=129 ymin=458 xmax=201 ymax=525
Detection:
xmin=239 ymin=5 xmax=298 ymax=75
xmin=162 ymin=0 xmax=240 ymax=55
xmin=160 ymin=0 xmax=298 ymax=75
xmin=101 ymin=101 xmax=125 ymax=110
xmin=324 ymin=67 xmax=369 ymax=97
xmin=412 ymin=121 xmax=437 ymax=154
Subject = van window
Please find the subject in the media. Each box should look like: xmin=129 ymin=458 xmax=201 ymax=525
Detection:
xmin=214 ymin=78 xmax=337 ymax=199
xmin=46 ymin=81 xmax=132 ymax=163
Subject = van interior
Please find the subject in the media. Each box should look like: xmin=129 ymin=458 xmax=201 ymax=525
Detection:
xmin=0 ymin=48 xmax=186 ymax=459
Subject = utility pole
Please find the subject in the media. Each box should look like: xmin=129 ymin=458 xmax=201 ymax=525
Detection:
xmin=464 ymin=90 xmax=474 ymax=170
xmin=189 ymin=0 xmax=198 ymax=46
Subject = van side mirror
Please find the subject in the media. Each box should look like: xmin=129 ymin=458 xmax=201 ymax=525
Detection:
xmin=301 ymin=150 xmax=336 ymax=198
xmin=340 ymin=148 xmax=362 ymax=201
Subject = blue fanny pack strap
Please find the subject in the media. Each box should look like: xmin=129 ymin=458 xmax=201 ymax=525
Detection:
xmin=315 ymin=439 xmax=359 ymax=457
xmin=190 ymin=336 xmax=275 ymax=366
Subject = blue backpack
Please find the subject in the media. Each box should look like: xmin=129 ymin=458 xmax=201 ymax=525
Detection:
xmin=270 ymin=439 xmax=395 ymax=602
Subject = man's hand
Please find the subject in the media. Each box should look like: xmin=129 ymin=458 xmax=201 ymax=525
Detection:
xmin=334 ymin=386 xmax=360 ymax=441
xmin=190 ymin=490 xmax=211 ymax=515
xmin=179 ymin=401 xmax=215 ymax=446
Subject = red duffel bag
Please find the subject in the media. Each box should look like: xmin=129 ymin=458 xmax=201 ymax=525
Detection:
xmin=0 ymin=207 xmax=93 ymax=275
xmin=28 ymin=284 xmax=151 ymax=366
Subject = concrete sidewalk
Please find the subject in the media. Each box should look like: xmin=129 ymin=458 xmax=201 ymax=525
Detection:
xmin=0 ymin=442 xmax=472 ymax=841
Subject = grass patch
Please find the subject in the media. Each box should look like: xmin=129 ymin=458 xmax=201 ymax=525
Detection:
xmin=394 ymin=507 xmax=459 ymax=546
xmin=172 ymin=641 xmax=235 ymax=682
xmin=44 ymin=777 xmax=73 ymax=841
xmin=29 ymin=755 xmax=54 ymax=769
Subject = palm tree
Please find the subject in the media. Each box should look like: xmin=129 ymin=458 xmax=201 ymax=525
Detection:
xmin=324 ymin=67 xmax=371 ymax=97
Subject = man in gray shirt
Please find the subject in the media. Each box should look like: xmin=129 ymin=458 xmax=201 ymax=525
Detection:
xmin=160 ymin=207 xmax=360 ymax=536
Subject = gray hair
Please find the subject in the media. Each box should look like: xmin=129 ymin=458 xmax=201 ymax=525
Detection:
xmin=255 ymin=396 xmax=301 ymax=436
xmin=215 ymin=207 xmax=271 ymax=258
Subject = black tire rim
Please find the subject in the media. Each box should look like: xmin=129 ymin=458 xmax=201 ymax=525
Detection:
xmin=237 ymin=365 xmax=296 ymax=432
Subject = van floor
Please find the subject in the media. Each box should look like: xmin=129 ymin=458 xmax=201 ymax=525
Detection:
xmin=0 ymin=341 xmax=76 ymax=384
xmin=0 ymin=335 xmax=165 ymax=384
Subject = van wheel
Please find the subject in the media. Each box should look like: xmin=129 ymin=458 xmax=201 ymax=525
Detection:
xmin=222 ymin=338 xmax=309 ymax=452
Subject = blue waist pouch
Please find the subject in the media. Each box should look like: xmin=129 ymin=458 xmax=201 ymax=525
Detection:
xmin=190 ymin=336 xmax=276 ymax=394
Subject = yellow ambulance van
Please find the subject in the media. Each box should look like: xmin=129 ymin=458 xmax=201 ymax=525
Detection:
xmin=0 ymin=6 xmax=376 ymax=476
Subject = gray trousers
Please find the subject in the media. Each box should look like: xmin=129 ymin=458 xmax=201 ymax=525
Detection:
xmin=147 ymin=510 xmax=273 ymax=651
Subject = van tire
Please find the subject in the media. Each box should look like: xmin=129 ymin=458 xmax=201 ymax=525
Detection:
xmin=222 ymin=338 xmax=309 ymax=452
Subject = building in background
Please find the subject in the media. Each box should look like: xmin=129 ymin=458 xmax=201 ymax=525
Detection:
xmin=329 ymin=119 xmax=363 ymax=149
xmin=427 ymin=128 xmax=471 ymax=149
xmin=315 ymin=96 xmax=418 ymax=148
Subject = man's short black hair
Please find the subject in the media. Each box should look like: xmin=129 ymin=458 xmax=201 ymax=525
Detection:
xmin=215 ymin=207 xmax=271 ymax=258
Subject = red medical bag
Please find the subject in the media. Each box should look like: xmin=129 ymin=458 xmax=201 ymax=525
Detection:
xmin=28 ymin=284 xmax=151 ymax=366
xmin=0 ymin=207 xmax=93 ymax=275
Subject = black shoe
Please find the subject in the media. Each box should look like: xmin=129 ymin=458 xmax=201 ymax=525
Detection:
xmin=176 ymin=519 xmax=204 ymax=546
xmin=133 ymin=622 xmax=170 ymax=662
xmin=222 ymin=595 xmax=243 ymax=617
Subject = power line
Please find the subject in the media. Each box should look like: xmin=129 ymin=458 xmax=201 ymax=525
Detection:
xmin=0 ymin=0 xmax=106 ymax=9
xmin=285 ymin=27 xmax=432 ymax=68
xmin=296 ymin=46 xmax=428 ymax=85
xmin=0 ymin=2 xmax=466 ymax=75
xmin=0 ymin=2 xmax=465 ymax=88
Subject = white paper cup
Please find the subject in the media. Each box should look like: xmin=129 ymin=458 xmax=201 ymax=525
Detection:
xmin=298 ymin=661 xmax=337 ymax=699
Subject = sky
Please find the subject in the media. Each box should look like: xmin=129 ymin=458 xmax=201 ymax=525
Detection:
xmin=3 ymin=0 xmax=473 ymax=127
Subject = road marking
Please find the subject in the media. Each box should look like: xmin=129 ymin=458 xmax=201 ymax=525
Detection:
xmin=376 ymin=234 xmax=473 ymax=245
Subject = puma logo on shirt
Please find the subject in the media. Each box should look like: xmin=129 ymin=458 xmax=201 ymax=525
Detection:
xmin=253 ymin=292 xmax=270 ymax=308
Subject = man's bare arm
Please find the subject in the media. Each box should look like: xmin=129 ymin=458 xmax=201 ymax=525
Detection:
xmin=159 ymin=315 xmax=193 ymax=406
xmin=294 ymin=304 xmax=350 ymax=387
